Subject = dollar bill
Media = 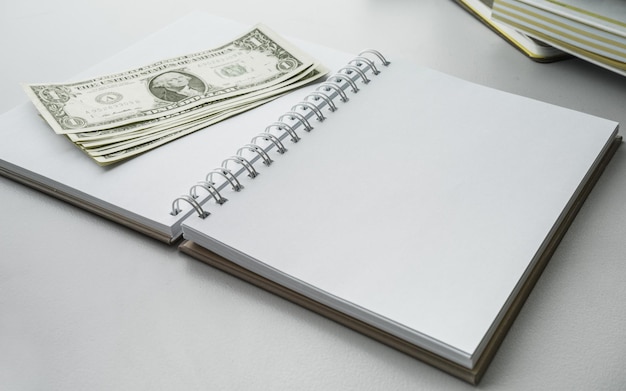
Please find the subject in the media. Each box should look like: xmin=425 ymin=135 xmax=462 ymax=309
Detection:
xmin=24 ymin=24 xmax=321 ymax=135
xmin=67 ymin=64 xmax=326 ymax=148
xmin=23 ymin=24 xmax=330 ymax=165
xmin=87 ymin=97 xmax=277 ymax=165
xmin=85 ymin=99 xmax=273 ymax=157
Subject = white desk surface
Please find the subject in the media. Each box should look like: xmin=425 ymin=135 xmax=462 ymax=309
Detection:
xmin=1 ymin=1 xmax=625 ymax=389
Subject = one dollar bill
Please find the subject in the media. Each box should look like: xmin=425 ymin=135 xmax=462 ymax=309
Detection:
xmin=24 ymin=24 xmax=322 ymax=135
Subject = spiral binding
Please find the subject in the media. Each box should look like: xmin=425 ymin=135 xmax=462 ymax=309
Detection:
xmin=170 ymin=49 xmax=390 ymax=219
xmin=189 ymin=181 xmax=228 ymax=204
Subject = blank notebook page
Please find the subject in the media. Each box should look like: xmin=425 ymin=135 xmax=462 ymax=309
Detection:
xmin=182 ymin=60 xmax=618 ymax=366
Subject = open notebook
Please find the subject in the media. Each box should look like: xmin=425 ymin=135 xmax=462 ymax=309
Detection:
xmin=0 ymin=13 xmax=621 ymax=385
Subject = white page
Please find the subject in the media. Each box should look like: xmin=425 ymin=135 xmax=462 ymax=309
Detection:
xmin=183 ymin=60 xmax=618 ymax=367
xmin=0 ymin=13 xmax=353 ymax=240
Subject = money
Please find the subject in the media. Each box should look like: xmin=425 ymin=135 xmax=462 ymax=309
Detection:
xmin=89 ymin=97 xmax=278 ymax=165
xmin=23 ymin=24 xmax=328 ymax=165
xmin=67 ymin=66 xmax=324 ymax=147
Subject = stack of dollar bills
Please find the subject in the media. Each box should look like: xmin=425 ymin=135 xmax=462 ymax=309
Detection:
xmin=23 ymin=25 xmax=328 ymax=165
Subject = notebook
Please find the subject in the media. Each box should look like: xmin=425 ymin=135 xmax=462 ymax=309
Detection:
xmin=177 ymin=43 xmax=620 ymax=384
xmin=454 ymin=0 xmax=568 ymax=62
xmin=0 ymin=12 xmax=621 ymax=385
xmin=492 ymin=0 xmax=626 ymax=76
